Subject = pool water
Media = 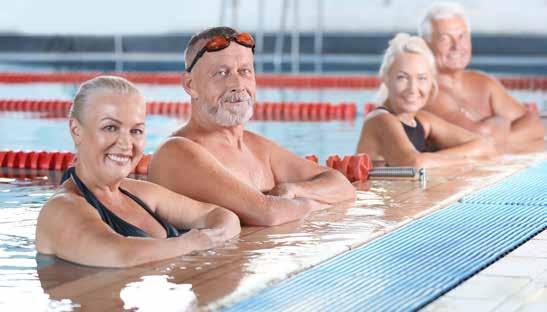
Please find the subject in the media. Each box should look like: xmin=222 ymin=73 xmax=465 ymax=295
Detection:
xmin=0 ymin=81 xmax=546 ymax=310
xmin=1 ymin=83 xmax=545 ymax=158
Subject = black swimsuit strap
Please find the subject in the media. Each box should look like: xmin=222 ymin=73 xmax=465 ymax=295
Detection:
xmin=62 ymin=167 xmax=180 ymax=238
xmin=374 ymin=106 xmax=427 ymax=152
xmin=375 ymin=106 xmax=394 ymax=114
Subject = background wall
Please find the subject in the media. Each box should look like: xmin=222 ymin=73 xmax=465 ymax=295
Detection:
xmin=1 ymin=0 xmax=546 ymax=35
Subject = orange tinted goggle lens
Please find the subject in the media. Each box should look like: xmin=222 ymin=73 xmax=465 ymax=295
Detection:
xmin=235 ymin=33 xmax=254 ymax=47
xmin=205 ymin=36 xmax=231 ymax=51
xmin=205 ymin=33 xmax=255 ymax=51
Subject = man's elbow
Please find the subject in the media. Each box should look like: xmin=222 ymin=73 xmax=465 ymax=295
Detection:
xmin=247 ymin=209 xmax=286 ymax=227
xmin=339 ymin=175 xmax=357 ymax=201
xmin=529 ymin=117 xmax=545 ymax=140
xmin=215 ymin=208 xmax=241 ymax=237
xmin=484 ymin=140 xmax=497 ymax=157
xmin=247 ymin=202 xmax=297 ymax=227
xmin=329 ymin=169 xmax=356 ymax=201
xmin=476 ymin=123 xmax=494 ymax=137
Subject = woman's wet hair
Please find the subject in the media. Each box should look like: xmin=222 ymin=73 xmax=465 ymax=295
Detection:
xmin=418 ymin=1 xmax=471 ymax=42
xmin=376 ymin=33 xmax=438 ymax=104
xmin=70 ymin=75 xmax=141 ymax=122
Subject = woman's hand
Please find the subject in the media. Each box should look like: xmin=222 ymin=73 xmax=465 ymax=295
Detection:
xmin=180 ymin=228 xmax=230 ymax=251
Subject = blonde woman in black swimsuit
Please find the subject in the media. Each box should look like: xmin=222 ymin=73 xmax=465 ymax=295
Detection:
xmin=36 ymin=76 xmax=240 ymax=268
xmin=357 ymin=33 xmax=495 ymax=168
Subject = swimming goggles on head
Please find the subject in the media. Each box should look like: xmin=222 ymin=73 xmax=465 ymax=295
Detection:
xmin=186 ymin=32 xmax=255 ymax=73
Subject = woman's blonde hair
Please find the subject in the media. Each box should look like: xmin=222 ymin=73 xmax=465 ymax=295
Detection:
xmin=70 ymin=75 xmax=141 ymax=122
xmin=376 ymin=33 xmax=438 ymax=105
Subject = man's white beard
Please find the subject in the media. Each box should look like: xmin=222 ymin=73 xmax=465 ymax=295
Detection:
xmin=203 ymin=93 xmax=254 ymax=126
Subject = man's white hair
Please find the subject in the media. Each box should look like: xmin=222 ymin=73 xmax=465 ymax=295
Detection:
xmin=418 ymin=1 xmax=471 ymax=42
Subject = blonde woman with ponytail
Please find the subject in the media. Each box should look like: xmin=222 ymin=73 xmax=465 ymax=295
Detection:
xmin=356 ymin=33 xmax=495 ymax=168
xmin=36 ymin=76 xmax=240 ymax=268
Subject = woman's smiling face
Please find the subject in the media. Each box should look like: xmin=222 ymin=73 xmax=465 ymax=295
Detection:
xmin=71 ymin=90 xmax=146 ymax=181
xmin=386 ymin=52 xmax=434 ymax=114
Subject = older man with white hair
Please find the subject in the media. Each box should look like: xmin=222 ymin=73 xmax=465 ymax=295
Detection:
xmin=419 ymin=2 xmax=544 ymax=152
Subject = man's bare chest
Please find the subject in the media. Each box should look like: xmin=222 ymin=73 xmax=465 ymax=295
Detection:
xmin=441 ymin=88 xmax=493 ymax=121
xmin=210 ymin=147 xmax=275 ymax=191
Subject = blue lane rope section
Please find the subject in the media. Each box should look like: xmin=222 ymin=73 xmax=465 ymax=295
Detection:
xmin=223 ymin=161 xmax=547 ymax=312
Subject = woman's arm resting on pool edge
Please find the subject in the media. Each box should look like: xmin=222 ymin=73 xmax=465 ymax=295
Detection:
xmin=35 ymin=195 xmax=228 ymax=268
xmin=418 ymin=111 xmax=496 ymax=159
xmin=368 ymin=113 xmax=483 ymax=169
xmin=141 ymin=180 xmax=240 ymax=241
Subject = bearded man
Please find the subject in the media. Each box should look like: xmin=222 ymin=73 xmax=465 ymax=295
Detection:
xmin=148 ymin=27 xmax=355 ymax=226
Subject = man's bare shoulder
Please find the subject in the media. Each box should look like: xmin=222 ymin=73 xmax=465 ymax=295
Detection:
xmin=243 ymin=129 xmax=270 ymax=143
xmin=154 ymin=136 xmax=209 ymax=160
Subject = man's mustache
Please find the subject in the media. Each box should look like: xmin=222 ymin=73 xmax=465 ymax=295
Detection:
xmin=222 ymin=92 xmax=251 ymax=103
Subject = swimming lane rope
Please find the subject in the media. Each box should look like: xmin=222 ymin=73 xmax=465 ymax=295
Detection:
xmin=0 ymin=72 xmax=546 ymax=90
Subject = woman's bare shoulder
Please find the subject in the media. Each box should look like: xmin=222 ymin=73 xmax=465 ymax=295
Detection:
xmin=39 ymin=186 xmax=89 ymax=218
xmin=363 ymin=109 xmax=400 ymax=132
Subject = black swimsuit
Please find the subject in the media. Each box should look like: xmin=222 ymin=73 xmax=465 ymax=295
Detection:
xmin=61 ymin=167 xmax=181 ymax=238
xmin=376 ymin=107 xmax=427 ymax=152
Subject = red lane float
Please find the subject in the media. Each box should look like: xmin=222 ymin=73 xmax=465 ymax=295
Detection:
xmin=2 ymin=150 xmax=372 ymax=180
xmin=3 ymin=150 xmax=419 ymax=182
xmin=0 ymin=72 xmax=380 ymax=88
xmin=363 ymin=102 xmax=376 ymax=116
xmin=0 ymin=99 xmax=358 ymax=121
xmin=0 ymin=72 xmax=546 ymax=90
xmin=0 ymin=151 xmax=151 ymax=175
xmin=523 ymin=102 xmax=539 ymax=114
xmin=304 ymin=154 xmax=318 ymax=163
xmin=306 ymin=153 xmax=373 ymax=182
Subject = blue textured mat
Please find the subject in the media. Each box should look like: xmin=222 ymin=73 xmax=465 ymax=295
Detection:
xmin=224 ymin=161 xmax=547 ymax=312
xmin=461 ymin=161 xmax=547 ymax=206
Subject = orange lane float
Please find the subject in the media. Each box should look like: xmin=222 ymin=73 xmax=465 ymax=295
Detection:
xmin=0 ymin=72 xmax=546 ymax=90
xmin=0 ymin=99 xmax=358 ymax=121
xmin=308 ymin=153 xmax=371 ymax=182
xmin=326 ymin=154 xmax=374 ymax=182
xmin=0 ymin=151 xmax=151 ymax=175
xmin=307 ymin=153 xmax=419 ymax=182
